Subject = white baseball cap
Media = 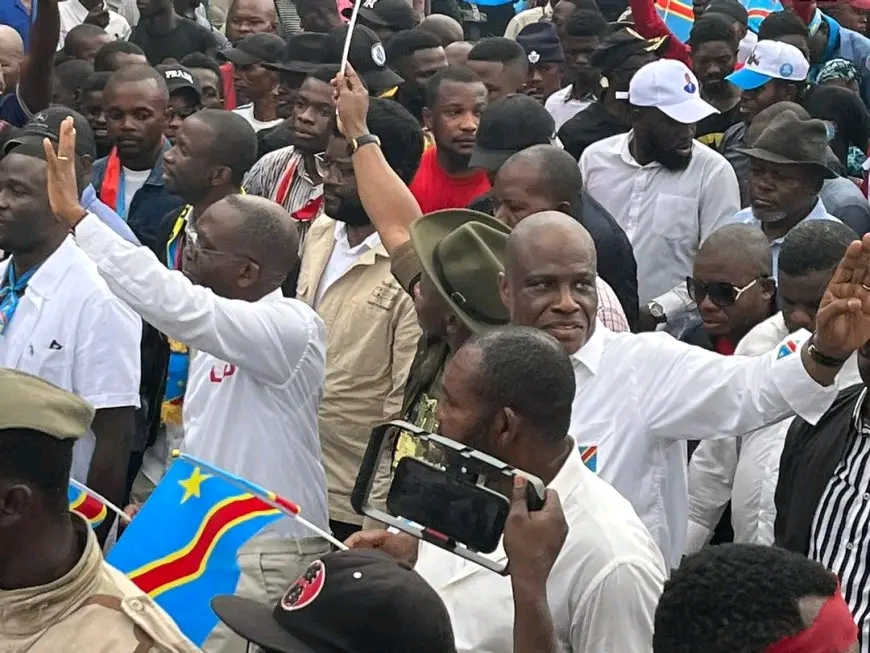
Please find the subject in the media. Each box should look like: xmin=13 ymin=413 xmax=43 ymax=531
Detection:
xmin=726 ymin=40 xmax=809 ymax=91
xmin=623 ymin=59 xmax=718 ymax=125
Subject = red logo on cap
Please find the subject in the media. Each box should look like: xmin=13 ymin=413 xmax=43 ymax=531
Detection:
xmin=280 ymin=560 xmax=325 ymax=612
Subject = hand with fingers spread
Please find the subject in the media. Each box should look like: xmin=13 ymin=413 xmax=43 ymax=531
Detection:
xmin=42 ymin=116 xmax=88 ymax=227
xmin=332 ymin=63 xmax=370 ymax=141
xmin=84 ymin=1 xmax=111 ymax=29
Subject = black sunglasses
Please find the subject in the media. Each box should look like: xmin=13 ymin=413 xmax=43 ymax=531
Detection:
xmin=686 ymin=277 xmax=764 ymax=308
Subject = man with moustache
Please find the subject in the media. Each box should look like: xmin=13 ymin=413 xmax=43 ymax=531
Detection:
xmin=690 ymin=13 xmax=742 ymax=147
xmin=581 ymin=58 xmax=740 ymax=330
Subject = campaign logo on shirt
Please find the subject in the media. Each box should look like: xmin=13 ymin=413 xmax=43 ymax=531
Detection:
xmin=579 ymin=445 xmax=598 ymax=473
xmin=777 ymin=340 xmax=799 ymax=359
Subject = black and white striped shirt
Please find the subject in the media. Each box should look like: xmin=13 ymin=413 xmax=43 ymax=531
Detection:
xmin=809 ymin=386 xmax=870 ymax=652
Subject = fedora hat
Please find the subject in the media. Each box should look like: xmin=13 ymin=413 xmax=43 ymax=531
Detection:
xmin=737 ymin=110 xmax=838 ymax=179
xmin=410 ymin=209 xmax=511 ymax=334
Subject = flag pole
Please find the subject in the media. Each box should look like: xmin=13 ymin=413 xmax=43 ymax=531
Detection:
xmin=70 ymin=478 xmax=132 ymax=524
xmin=341 ymin=0 xmax=363 ymax=74
xmin=172 ymin=452 xmax=349 ymax=551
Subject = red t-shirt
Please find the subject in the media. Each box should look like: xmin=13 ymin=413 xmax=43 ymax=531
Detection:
xmin=409 ymin=147 xmax=491 ymax=214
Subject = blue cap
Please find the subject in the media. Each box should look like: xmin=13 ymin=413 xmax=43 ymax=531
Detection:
xmin=726 ymin=66 xmax=772 ymax=90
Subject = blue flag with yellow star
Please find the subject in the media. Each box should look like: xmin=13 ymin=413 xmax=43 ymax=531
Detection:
xmin=106 ymin=458 xmax=283 ymax=645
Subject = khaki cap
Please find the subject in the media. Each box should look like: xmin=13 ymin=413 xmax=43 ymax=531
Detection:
xmin=0 ymin=369 xmax=94 ymax=440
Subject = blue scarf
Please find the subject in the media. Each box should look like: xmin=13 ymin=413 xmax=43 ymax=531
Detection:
xmin=0 ymin=262 xmax=39 ymax=335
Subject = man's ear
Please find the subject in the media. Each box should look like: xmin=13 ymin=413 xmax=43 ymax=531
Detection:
xmin=422 ymin=107 xmax=433 ymax=132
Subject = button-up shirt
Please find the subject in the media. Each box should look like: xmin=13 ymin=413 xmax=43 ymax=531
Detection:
xmin=73 ymin=213 xmax=330 ymax=540
xmin=580 ymin=132 xmax=740 ymax=312
xmin=58 ymin=0 xmax=131 ymax=49
xmin=568 ymin=322 xmax=839 ymax=569
xmin=414 ymin=445 xmax=667 ymax=653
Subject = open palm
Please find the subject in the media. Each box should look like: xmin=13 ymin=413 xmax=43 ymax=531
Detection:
xmin=815 ymin=235 xmax=870 ymax=359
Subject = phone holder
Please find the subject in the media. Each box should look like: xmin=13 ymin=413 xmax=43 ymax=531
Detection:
xmin=351 ymin=420 xmax=546 ymax=575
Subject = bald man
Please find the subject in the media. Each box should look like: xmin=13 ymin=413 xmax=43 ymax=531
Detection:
xmin=0 ymin=25 xmax=25 ymax=95
xmin=498 ymin=210 xmax=854 ymax=569
xmin=444 ymin=40 xmax=474 ymax=67
xmin=419 ymin=13 xmax=464 ymax=46
xmin=225 ymin=0 xmax=278 ymax=44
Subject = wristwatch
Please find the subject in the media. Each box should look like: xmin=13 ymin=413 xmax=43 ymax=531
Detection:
xmin=806 ymin=335 xmax=850 ymax=368
xmin=347 ymin=133 xmax=381 ymax=156
xmin=646 ymin=301 xmax=667 ymax=325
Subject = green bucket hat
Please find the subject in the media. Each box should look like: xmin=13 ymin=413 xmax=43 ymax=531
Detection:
xmin=410 ymin=209 xmax=512 ymax=334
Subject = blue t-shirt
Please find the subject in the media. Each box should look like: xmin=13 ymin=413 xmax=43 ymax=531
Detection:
xmin=0 ymin=0 xmax=31 ymax=49
xmin=0 ymin=93 xmax=28 ymax=128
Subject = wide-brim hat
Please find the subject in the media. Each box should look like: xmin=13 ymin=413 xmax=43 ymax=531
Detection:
xmin=736 ymin=110 xmax=839 ymax=179
xmin=410 ymin=209 xmax=511 ymax=333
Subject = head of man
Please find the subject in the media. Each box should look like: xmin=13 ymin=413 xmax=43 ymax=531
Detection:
xmin=295 ymin=0 xmax=343 ymax=33
xmin=92 ymin=40 xmax=148 ymax=73
xmin=628 ymin=59 xmax=718 ymax=171
xmin=726 ymin=40 xmax=808 ymax=122
xmin=289 ymin=65 xmax=339 ymax=156
xmin=706 ymin=0 xmax=749 ymax=44
xmin=822 ymin=0 xmax=869 ymax=33
xmin=418 ymin=13 xmax=465 ymax=47
xmin=500 ymin=212 xmax=597 ymax=354
xmin=157 ymin=64 xmax=203 ymax=143
xmin=689 ymin=225 xmax=774 ymax=340
xmin=739 ymin=110 xmax=836 ymax=224
xmin=182 ymin=194 xmax=299 ymax=300
xmin=62 ymin=24 xmax=114 ymax=64
xmin=445 ymin=41 xmax=474 ymax=68
xmin=263 ymin=34 xmax=337 ymax=120
xmin=778 ymin=220 xmax=857 ymax=333
xmin=135 ymin=0 xmax=174 ymax=20
xmin=225 ymin=0 xmax=277 ymax=45
xmin=221 ymin=33 xmax=285 ymax=103
xmin=163 ymin=108 xmax=257 ymax=207
xmin=561 ymin=10 xmax=609 ymax=94
xmin=347 ymin=0 xmax=420 ymax=42
xmin=0 ymin=25 xmax=25 ymax=94
xmin=688 ymin=13 xmax=738 ymax=95
xmin=758 ymin=11 xmax=811 ymax=61
xmin=321 ymin=98 xmax=423 ymax=228
xmin=591 ymin=30 xmax=662 ymax=106
xmin=552 ymin=0 xmax=580 ymax=37
xmin=329 ymin=25 xmax=404 ymax=97
xmin=516 ymin=22 xmax=566 ymax=104
xmin=386 ymin=29 xmax=448 ymax=122
xmin=103 ymin=65 xmax=169 ymax=166
xmin=816 ymin=58 xmax=862 ymax=94
xmin=423 ymin=66 xmax=487 ymax=170
xmin=654 ymin=544 xmax=859 ymax=653
xmin=180 ymin=53 xmax=225 ymax=109
xmin=52 ymin=59 xmax=95 ymax=113
xmin=80 ymin=72 xmax=112 ymax=158
xmin=436 ymin=327 xmax=574 ymax=469
xmin=467 ymin=38 xmax=529 ymax=102
xmin=493 ymin=145 xmax=580 ymax=227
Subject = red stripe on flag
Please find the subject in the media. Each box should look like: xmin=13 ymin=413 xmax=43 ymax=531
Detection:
xmin=655 ymin=0 xmax=695 ymax=21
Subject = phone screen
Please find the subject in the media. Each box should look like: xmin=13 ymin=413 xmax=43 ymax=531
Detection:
xmin=387 ymin=458 xmax=510 ymax=554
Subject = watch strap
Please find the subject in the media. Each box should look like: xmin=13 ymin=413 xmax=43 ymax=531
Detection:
xmin=348 ymin=133 xmax=381 ymax=156
xmin=807 ymin=335 xmax=850 ymax=367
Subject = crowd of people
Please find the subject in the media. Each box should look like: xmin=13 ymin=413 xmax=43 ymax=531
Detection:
xmin=4 ymin=0 xmax=870 ymax=651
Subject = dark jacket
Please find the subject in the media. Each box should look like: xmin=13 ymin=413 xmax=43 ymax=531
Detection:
xmin=775 ymin=383 xmax=864 ymax=554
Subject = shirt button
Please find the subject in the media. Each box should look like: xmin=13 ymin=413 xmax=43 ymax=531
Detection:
xmin=847 ymin=542 xmax=854 ymax=550
xmin=128 ymin=599 xmax=144 ymax=612
xmin=864 ymin=493 xmax=870 ymax=501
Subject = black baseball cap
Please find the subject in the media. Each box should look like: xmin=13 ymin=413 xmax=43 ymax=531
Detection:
xmin=590 ymin=28 xmax=669 ymax=74
xmin=218 ymin=32 xmax=287 ymax=67
xmin=264 ymin=33 xmax=337 ymax=75
xmin=706 ymin=0 xmax=749 ymax=25
xmin=516 ymin=22 xmax=566 ymax=65
xmin=342 ymin=0 xmax=418 ymax=33
xmin=4 ymin=107 xmax=96 ymax=159
xmin=329 ymin=25 xmax=404 ymax=92
xmin=469 ymin=94 xmax=556 ymax=173
xmin=156 ymin=64 xmax=202 ymax=102
xmin=212 ymin=550 xmax=457 ymax=653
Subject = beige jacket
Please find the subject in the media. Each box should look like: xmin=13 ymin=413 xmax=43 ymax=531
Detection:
xmin=298 ymin=216 xmax=421 ymax=524
xmin=0 ymin=516 xmax=201 ymax=653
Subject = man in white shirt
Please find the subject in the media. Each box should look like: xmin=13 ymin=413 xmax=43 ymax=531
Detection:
xmin=221 ymin=33 xmax=286 ymax=132
xmin=579 ymin=58 xmax=740 ymax=324
xmin=498 ymin=210 xmax=870 ymax=569
xmin=58 ymin=0 xmax=131 ymax=50
xmin=45 ymin=121 xmax=331 ymax=653
xmin=349 ymin=326 xmax=668 ymax=653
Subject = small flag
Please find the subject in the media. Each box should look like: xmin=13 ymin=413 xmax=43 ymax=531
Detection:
xmin=68 ymin=482 xmax=108 ymax=529
xmin=106 ymin=458 xmax=283 ymax=645
xmin=579 ymin=445 xmax=599 ymax=473
xmin=654 ymin=0 xmax=783 ymax=42
xmin=777 ymin=339 xmax=799 ymax=359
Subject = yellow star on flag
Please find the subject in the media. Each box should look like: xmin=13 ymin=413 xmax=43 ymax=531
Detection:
xmin=178 ymin=466 xmax=213 ymax=504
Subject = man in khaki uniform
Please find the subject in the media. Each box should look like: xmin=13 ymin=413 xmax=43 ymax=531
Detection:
xmin=0 ymin=368 xmax=202 ymax=653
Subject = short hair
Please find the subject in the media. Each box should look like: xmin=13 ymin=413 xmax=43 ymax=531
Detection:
xmin=468 ymin=37 xmax=527 ymax=67
xmin=778 ymin=220 xmax=857 ymax=277
xmin=92 ymin=39 xmax=146 ymax=72
xmin=366 ymin=97 xmax=424 ymax=183
xmin=191 ymin=109 xmax=258 ymax=185
xmin=81 ymin=71 xmax=112 ymax=96
xmin=653 ymin=544 xmax=838 ymax=653
xmin=464 ymin=327 xmax=575 ymax=442
xmin=54 ymin=58 xmax=94 ymax=92
xmin=179 ymin=52 xmax=222 ymax=79
xmin=502 ymin=145 xmax=582 ymax=214
xmin=688 ymin=13 xmax=738 ymax=50
xmin=424 ymin=65 xmax=482 ymax=109
xmin=385 ymin=28 xmax=443 ymax=65
xmin=226 ymin=194 xmax=299 ymax=272
xmin=565 ymin=9 xmax=610 ymax=38
xmin=698 ymin=224 xmax=772 ymax=276
xmin=758 ymin=11 xmax=809 ymax=41
xmin=308 ymin=63 xmax=341 ymax=85
xmin=0 ymin=429 xmax=74 ymax=512
xmin=104 ymin=64 xmax=169 ymax=100
xmin=62 ymin=23 xmax=108 ymax=56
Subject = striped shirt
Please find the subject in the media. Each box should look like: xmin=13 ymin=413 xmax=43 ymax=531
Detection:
xmin=274 ymin=0 xmax=302 ymax=38
xmin=809 ymin=386 xmax=870 ymax=652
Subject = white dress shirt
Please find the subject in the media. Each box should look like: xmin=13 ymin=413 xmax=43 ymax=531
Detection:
xmin=686 ymin=312 xmax=861 ymax=553
xmin=0 ymin=236 xmax=141 ymax=482
xmin=545 ymin=86 xmax=592 ymax=131
xmin=314 ymin=221 xmax=382 ymax=308
xmin=73 ymin=213 xmax=330 ymax=540
xmin=579 ymin=132 xmax=740 ymax=311
xmin=568 ymin=322 xmax=839 ymax=569
xmin=58 ymin=0 xmax=132 ymax=49
xmin=415 ymin=445 xmax=667 ymax=653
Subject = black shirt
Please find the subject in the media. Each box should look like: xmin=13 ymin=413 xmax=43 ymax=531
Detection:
xmin=696 ymin=102 xmax=742 ymax=150
xmin=558 ymin=101 xmax=629 ymax=161
xmin=257 ymin=120 xmax=294 ymax=159
xmin=131 ymin=17 xmax=219 ymax=65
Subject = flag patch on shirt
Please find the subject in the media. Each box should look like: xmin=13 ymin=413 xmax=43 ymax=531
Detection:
xmin=777 ymin=340 xmax=799 ymax=359
xmin=579 ymin=446 xmax=598 ymax=473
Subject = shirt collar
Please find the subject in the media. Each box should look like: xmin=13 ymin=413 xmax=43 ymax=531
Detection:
xmin=141 ymin=139 xmax=172 ymax=186
xmin=7 ymin=236 xmax=77 ymax=300
xmin=569 ymin=320 xmax=605 ymax=376
xmin=333 ymin=220 xmax=385 ymax=257
xmin=852 ymin=386 xmax=869 ymax=432
xmin=80 ymin=183 xmax=97 ymax=207
xmin=548 ymin=440 xmax=589 ymax=502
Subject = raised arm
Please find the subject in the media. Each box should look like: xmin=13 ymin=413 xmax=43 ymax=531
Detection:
xmin=628 ymin=0 xmax=692 ymax=66
xmin=19 ymin=0 xmax=59 ymax=115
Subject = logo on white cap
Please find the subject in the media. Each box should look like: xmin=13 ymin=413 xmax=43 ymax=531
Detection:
xmin=363 ymin=0 xmax=378 ymax=8
xmin=371 ymin=43 xmax=386 ymax=67
xmin=528 ymin=51 xmax=540 ymax=64
xmin=682 ymin=72 xmax=696 ymax=95
xmin=628 ymin=59 xmax=718 ymax=125
xmin=742 ymin=40 xmax=809 ymax=82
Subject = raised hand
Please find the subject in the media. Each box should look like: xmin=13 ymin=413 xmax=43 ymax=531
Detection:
xmin=42 ymin=116 xmax=87 ymax=226
xmin=331 ymin=63 xmax=370 ymax=141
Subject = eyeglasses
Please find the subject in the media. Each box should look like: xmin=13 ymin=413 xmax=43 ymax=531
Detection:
xmin=313 ymin=153 xmax=355 ymax=181
xmin=686 ymin=277 xmax=763 ymax=308
xmin=184 ymin=219 xmax=250 ymax=262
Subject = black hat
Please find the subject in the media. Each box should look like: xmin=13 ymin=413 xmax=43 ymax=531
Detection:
xmin=516 ymin=22 xmax=565 ymax=65
xmin=4 ymin=107 xmax=96 ymax=158
xmin=264 ymin=33 xmax=337 ymax=75
xmin=329 ymin=25 xmax=404 ymax=92
xmin=469 ymin=94 xmax=556 ymax=173
xmin=156 ymin=64 xmax=202 ymax=102
xmin=737 ymin=110 xmax=838 ymax=179
xmin=343 ymin=0 xmax=418 ymax=33
xmin=212 ymin=550 xmax=457 ymax=653
xmin=706 ymin=0 xmax=749 ymax=25
xmin=589 ymin=28 xmax=668 ymax=74
xmin=218 ymin=32 xmax=287 ymax=67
